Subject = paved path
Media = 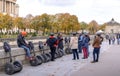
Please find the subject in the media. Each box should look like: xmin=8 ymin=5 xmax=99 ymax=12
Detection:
xmin=0 ymin=41 xmax=118 ymax=76
xmin=70 ymin=44 xmax=120 ymax=76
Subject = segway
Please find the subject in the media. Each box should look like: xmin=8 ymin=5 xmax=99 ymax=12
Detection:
xmin=3 ymin=42 xmax=23 ymax=75
xmin=38 ymin=41 xmax=51 ymax=63
xmin=28 ymin=42 xmax=42 ymax=66
xmin=65 ymin=43 xmax=72 ymax=54
xmin=54 ymin=46 xmax=64 ymax=59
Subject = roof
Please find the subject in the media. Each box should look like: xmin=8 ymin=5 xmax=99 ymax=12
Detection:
xmin=106 ymin=18 xmax=120 ymax=26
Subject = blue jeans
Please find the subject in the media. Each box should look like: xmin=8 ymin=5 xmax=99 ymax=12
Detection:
xmin=72 ymin=49 xmax=79 ymax=60
xmin=78 ymin=45 xmax=82 ymax=53
xmin=20 ymin=45 xmax=31 ymax=57
xmin=93 ymin=47 xmax=100 ymax=62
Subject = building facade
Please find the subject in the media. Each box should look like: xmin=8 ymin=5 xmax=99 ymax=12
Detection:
xmin=0 ymin=0 xmax=19 ymax=17
xmin=105 ymin=18 xmax=120 ymax=34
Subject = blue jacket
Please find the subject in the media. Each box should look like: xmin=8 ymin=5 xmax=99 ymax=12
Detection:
xmin=82 ymin=36 xmax=90 ymax=48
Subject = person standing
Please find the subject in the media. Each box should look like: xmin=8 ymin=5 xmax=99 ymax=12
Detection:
xmin=46 ymin=33 xmax=58 ymax=61
xmin=57 ymin=33 xmax=64 ymax=50
xmin=17 ymin=31 xmax=32 ymax=60
xmin=81 ymin=34 xmax=89 ymax=59
xmin=78 ymin=33 xmax=83 ymax=53
xmin=70 ymin=32 xmax=79 ymax=60
xmin=57 ymin=33 xmax=64 ymax=54
xmin=91 ymin=34 xmax=102 ymax=63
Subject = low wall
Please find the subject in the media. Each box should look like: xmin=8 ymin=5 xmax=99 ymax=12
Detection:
xmin=0 ymin=45 xmax=50 ymax=71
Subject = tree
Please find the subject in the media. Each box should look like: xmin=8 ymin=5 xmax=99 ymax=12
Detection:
xmin=14 ymin=17 xmax=24 ymax=32
xmin=99 ymin=23 xmax=106 ymax=31
xmin=88 ymin=20 xmax=99 ymax=34
xmin=80 ymin=22 xmax=88 ymax=33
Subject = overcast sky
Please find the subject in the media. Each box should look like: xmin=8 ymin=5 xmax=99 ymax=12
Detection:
xmin=16 ymin=0 xmax=120 ymax=24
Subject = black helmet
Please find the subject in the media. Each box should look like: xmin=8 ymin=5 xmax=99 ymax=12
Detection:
xmin=50 ymin=32 xmax=54 ymax=36
xmin=72 ymin=32 xmax=77 ymax=35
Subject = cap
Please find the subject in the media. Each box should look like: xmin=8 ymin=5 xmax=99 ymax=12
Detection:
xmin=72 ymin=32 xmax=77 ymax=36
xmin=50 ymin=32 xmax=54 ymax=36
xmin=21 ymin=31 xmax=27 ymax=36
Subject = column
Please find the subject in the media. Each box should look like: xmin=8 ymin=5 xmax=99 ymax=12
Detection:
xmin=4 ymin=0 xmax=6 ymax=12
xmin=13 ymin=3 xmax=15 ymax=15
xmin=9 ymin=2 xmax=12 ymax=14
xmin=1 ymin=0 xmax=3 ymax=12
xmin=0 ymin=0 xmax=2 ymax=12
xmin=3 ymin=0 xmax=5 ymax=12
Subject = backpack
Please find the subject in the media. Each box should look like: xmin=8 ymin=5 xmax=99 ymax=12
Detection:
xmin=3 ymin=42 xmax=11 ymax=53
xmin=47 ymin=37 xmax=57 ymax=47
xmin=28 ymin=42 xmax=34 ymax=50
xmin=38 ymin=41 xmax=44 ymax=49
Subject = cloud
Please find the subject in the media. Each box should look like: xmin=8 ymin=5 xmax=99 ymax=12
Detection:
xmin=16 ymin=0 xmax=120 ymax=24
xmin=41 ymin=0 xmax=77 ymax=6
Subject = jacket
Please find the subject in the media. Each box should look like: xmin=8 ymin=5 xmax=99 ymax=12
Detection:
xmin=92 ymin=36 xmax=101 ymax=48
xmin=17 ymin=34 xmax=28 ymax=47
xmin=70 ymin=36 xmax=78 ymax=49
xmin=46 ymin=36 xmax=58 ymax=48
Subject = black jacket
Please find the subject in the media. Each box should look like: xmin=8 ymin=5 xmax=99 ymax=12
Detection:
xmin=17 ymin=34 xmax=28 ymax=47
xmin=46 ymin=36 xmax=58 ymax=48
xmin=57 ymin=36 xmax=63 ymax=49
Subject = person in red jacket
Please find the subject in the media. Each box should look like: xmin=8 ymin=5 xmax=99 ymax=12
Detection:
xmin=46 ymin=33 xmax=58 ymax=61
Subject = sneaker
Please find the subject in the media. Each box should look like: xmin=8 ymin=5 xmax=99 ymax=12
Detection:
xmin=25 ymin=56 xmax=29 ymax=60
xmin=72 ymin=59 xmax=76 ymax=60
xmin=82 ymin=57 xmax=86 ymax=59
xmin=91 ymin=61 xmax=96 ymax=63
xmin=29 ymin=57 xmax=33 ymax=60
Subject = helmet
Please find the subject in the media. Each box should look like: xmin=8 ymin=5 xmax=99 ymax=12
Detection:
xmin=50 ymin=32 xmax=54 ymax=36
xmin=21 ymin=31 xmax=27 ymax=36
xmin=72 ymin=32 xmax=77 ymax=36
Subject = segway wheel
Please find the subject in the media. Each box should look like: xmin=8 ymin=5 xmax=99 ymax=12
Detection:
xmin=65 ymin=48 xmax=71 ymax=54
xmin=36 ymin=55 xmax=43 ymax=64
xmin=59 ymin=50 xmax=64 ymax=57
xmin=41 ymin=54 xmax=47 ymax=63
xmin=30 ymin=57 xmax=39 ymax=66
xmin=13 ymin=61 xmax=23 ymax=72
xmin=45 ymin=53 xmax=51 ymax=62
xmin=4 ymin=63 xmax=14 ymax=75
xmin=46 ymin=53 xmax=51 ymax=60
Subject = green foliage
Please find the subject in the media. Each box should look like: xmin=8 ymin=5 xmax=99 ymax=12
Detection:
xmin=0 ymin=13 xmax=105 ymax=37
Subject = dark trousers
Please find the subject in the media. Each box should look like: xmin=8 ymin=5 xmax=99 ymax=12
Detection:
xmin=50 ymin=47 xmax=56 ymax=61
xmin=78 ymin=44 xmax=82 ymax=53
xmin=72 ymin=49 xmax=79 ymax=60
xmin=93 ymin=47 xmax=100 ymax=62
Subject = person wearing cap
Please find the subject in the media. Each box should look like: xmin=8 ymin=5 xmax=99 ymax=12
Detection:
xmin=17 ymin=31 xmax=32 ymax=60
xmin=46 ymin=33 xmax=58 ymax=61
xmin=70 ymin=32 xmax=79 ymax=60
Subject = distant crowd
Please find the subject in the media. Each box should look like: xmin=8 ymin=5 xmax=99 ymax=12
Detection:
xmin=105 ymin=33 xmax=120 ymax=45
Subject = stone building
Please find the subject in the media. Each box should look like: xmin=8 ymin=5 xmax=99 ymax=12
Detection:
xmin=105 ymin=18 xmax=120 ymax=34
xmin=0 ymin=0 xmax=19 ymax=17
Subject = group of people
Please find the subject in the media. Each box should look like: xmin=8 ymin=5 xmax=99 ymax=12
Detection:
xmin=17 ymin=31 xmax=103 ymax=63
xmin=17 ymin=31 xmax=64 ymax=61
xmin=106 ymin=33 xmax=120 ymax=45
xmin=70 ymin=32 xmax=103 ymax=63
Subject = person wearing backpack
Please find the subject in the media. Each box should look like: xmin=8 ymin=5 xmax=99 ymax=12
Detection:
xmin=46 ymin=33 xmax=58 ymax=61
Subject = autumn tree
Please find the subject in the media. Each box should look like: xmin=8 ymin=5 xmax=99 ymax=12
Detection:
xmin=88 ymin=20 xmax=99 ymax=34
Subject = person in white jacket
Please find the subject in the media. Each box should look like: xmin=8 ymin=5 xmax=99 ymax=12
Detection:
xmin=70 ymin=32 xmax=79 ymax=60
